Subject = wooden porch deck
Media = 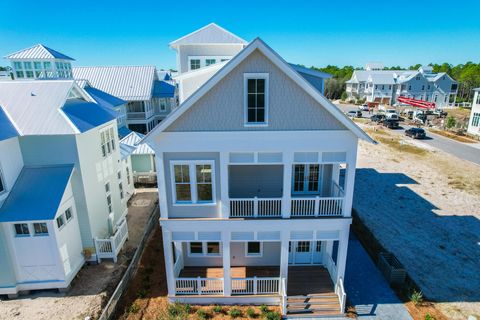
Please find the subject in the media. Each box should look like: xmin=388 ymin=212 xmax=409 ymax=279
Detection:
xmin=287 ymin=266 xmax=334 ymax=295
xmin=179 ymin=266 xmax=280 ymax=278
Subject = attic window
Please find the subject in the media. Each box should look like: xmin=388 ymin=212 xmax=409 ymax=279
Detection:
xmin=244 ymin=73 xmax=269 ymax=125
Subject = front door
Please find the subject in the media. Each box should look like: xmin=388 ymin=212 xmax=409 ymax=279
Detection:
xmin=289 ymin=241 xmax=324 ymax=265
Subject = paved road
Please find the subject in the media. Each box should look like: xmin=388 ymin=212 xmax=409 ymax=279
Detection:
xmin=334 ymin=103 xmax=480 ymax=165
xmin=345 ymin=233 xmax=413 ymax=320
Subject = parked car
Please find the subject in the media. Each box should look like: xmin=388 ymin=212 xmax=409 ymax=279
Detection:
xmin=359 ymin=104 xmax=369 ymax=111
xmin=347 ymin=110 xmax=362 ymax=118
xmin=405 ymin=127 xmax=426 ymax=139
xmin=386 ymin=113 xmax=399 ymax=120
xmin=383 ymin=119 xmax=400 ymax=129
xmin=370 ymin=114 xmax=386 ymax=123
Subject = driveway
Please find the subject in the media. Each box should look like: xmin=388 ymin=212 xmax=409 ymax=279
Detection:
xmin=345 ymin=233 xmax=412 ymax=320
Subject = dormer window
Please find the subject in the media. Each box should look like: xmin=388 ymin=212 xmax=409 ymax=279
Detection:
xmin=244 ymin=73 xmax=269 ymax=125
xmin=190 ymin=59 xmax=200 ymax=70
xmin=205 ymin=59 xmax=216 ymax=66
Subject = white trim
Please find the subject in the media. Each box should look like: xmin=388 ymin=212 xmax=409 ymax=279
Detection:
xmin=243 ymin=73 xmax=269 ymax=126
xmin=142 ymin=38 xmax=375 ymax=144
xmin=245 ymin=241 xmax=263 ymax=257
xmin=187 ymin=56 xmax=232 ymax=72
xmin=170 ymin=160 xmax=216 ymax=206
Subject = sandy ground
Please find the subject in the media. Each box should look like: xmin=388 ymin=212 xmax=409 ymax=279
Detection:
xmin=0 ymin=190 xmax=159 ymax=320
xmin=354 ymin=124 xmax=480 ymax=319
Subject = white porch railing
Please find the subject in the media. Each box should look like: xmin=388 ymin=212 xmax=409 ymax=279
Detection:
xmin=291 ymin=197 xmax=344 ymax=217
xmin=231 ymin=277 xmax=280 ymax=295
xmin=324 ymin=254 xmax=338 ymax=282
xmin=175 ymin=277 xmax=224 ymax=295
xmin=126 ymin=112 xmax=146 ymax=120
xmin=229 ymin=198 xmax=282 ymax=218
xmin=335 ymin=277 xmax=347 ymax=313
xmin=94 ymin=218 xmax=129 ymax=263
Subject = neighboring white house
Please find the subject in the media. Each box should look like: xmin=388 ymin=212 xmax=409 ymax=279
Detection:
xmin=346 ymin=64 xmax=458 ymax=107
xmin=4 ymin=44 xmax=75 ymax=80
xmin=467 ymin=88 xmax=480 ymax=136
xmin=0 ymin=80 xmax=131 ymax=296
xmin=73 ymin=66 xmax=177 ymax=134
xmin=120 ymin=131 xmax=156 ymax=185
xmin=143 ymin=26 xmax=373 ymax=317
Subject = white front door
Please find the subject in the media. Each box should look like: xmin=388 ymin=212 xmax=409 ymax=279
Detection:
xmin=289 ymin=241 xmax=324 ymax=265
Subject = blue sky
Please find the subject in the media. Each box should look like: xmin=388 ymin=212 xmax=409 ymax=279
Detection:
xmin=1 ymin=0 xmax=479 ymax=70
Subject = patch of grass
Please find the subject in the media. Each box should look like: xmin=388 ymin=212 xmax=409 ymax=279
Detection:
xmin=447 ymin=179 xmax=467 ymax=190
xmin=228 ymin=307 xmax=242 ymax=318
xmin=264 ymin=311 xmax=282 ymax=320
xmin=429 ymin=129 xmax=476 ymax=143
xmin=196 ymin=308 xmax=208 ymax=320
xmin=128 ymin=303 xmax=140 ymax=314
xmin=353 ymin=117 xmax=369 ymax=124
xmin=212 ymin=305 xmax=223 ymax=314
xmin=246 ymin=307 xmax=256 ymax=318
xmin=425 ymin=313 xmax=436 ymax=320
xmin=410 ymin=289 xmax=424 ymax=305
xmin=168 ymin=302 xmax=190 ymax=318
xmin=259 ymin=304 xmax=269 ymax=314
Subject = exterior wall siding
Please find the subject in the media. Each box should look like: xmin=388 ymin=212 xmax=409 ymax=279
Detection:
xmin=179 ymin=44 xmax=243 ymax=74
xmin=166 ymin=50 xmax=347 ymax=132
xmin=163 ymin=152 xmax=221 ymax=219
xmin=0 ymin=137 xmax=23 ymax=205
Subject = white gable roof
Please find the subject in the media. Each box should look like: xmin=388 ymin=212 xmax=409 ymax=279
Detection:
xmin=143 ymin=38 xmax=374 ymax=144
xmin=120 ymin=131 xmax=154 ymax=155
xmin=72 ymin=66 xmax=156 ymax=101
xmin=5 ymin=44 xmax=75 ymax=61
xmin=170 ymin=23 xmax=247 ymax=47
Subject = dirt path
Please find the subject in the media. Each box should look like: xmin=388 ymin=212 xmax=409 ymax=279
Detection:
xmin=0 ymin=191 xmax=158 ymax=320
xmin=355 ymin=125 xmax=480 ymax=320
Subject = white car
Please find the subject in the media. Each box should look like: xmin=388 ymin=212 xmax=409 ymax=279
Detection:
xmin=359 ymin=104 xmax=369 ymax=111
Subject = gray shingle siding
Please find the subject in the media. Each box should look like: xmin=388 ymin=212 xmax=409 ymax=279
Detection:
xmin=166 ymin=50 xmax=347 ymax=132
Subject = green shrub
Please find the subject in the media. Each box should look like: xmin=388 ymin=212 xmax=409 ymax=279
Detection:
xmin=446 ymin=116 xmax=456 ymax=129
xmin=168 ymin=302 xmax=190 ymax=317
xmin=212 ymin=305 xmax=223 ymax=313
xmin=228 ymin=307 xmax=242 ymax=318
xmin=197 ymin=308 xmax=208 ymax=320
xmin=137 ymin=288 xmax=147 ymax=298
xmin=264 ymin=311 xmax=281 ymax=320
xmin=246 ymin=307 xmax=256 ymax=318
xmin=341 ymin=91 xmax=348 ymax=101
xmin=128 ymin=303 xmax=140 ymax=314
xmin=410 ymin=289 xmax=424 ymax=305
xmin=259 ymin=304 xmax=269 ymax=314
xmin=424 ymin=314 xmax=435 ymax=320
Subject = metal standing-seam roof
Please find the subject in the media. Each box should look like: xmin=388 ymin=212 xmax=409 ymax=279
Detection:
xmin=0 ymin=106 xmax=19 ymax=141
xmin=0 ymin=165 xmax=74 ymax=222
xmin=0 ymin=80 xmax=115 ymax=136
xmin=4 ymin=44 xmax=75 ymax=60
xmin=170 ymin=23 xmax=247 ymax=47
xmin=120 ymin=131 xmax=154 ymax=155
xmin=153 ymin=80 xmax=176 ymax=98
xmin=72 ymin=66 xmax=156 ymax=101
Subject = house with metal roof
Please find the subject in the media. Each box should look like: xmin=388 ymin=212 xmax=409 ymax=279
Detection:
xmin=0 ymin=80 xmax=133 ymax=296
xmin=120 ymin=131 xmax=156 ymax=185
xmin=73 ymin=66 xmax=177 ymax=134
xmin=142 ymin=24 xmax=374 ymax=316
xmin=467 ymin=88 xmax=480 ymax=137
xmin=346 ymin=64 xmax=458 ymax=107
xmin=4 ymin=44 xmax=75 ymax=80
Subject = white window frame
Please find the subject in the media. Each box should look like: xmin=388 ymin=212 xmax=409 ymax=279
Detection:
xmin=243 ymin=73 xmax=269 ymax=126
xmin=187 ymin=56 xmax=232 ymax=71
xmin=65 ymin=207 xmax=73 ymax=222
xmin=170 ymin=160 xmax=216 ymax=206
xmin=188 ymin=241 xmax=222 ymax=257
xmin=245 ymin=241 xmax=263 ymax=257
xmin=100 ymin=126 xmax=116 ymax=158
xmin=56 ymin=215 xmax=66 ymax=230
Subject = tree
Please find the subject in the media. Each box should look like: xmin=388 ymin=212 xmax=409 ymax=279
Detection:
xmin=341 ymin=91 xmax=348 ymax=101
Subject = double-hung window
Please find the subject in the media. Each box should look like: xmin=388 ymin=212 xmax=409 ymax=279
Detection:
xmin=246 ymin=242 xmax=262 ymax=257
xmin=171 ymin=161 xmax=215 ymax=204
xmin=244 ymin=73 xmax=268 ymax=125
xmin=100 ymin=127 xmax=116 ymax=157
xmin=105 ymin=182 xmax=112 ymax=213
xmin=472 ymin=113 xmax=480 ymax=127
xmin=14 ymin=223 xmax=30 ymax=236
xmin=33 ymin=223 xmax=49 ymax=236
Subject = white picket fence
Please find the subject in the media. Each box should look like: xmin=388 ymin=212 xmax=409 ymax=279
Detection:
xmin=230 ymin=198 xmax=282 ymax=218
xmin=94 ymin=218 xmax=129 ymax=263
xmin=175 ymin=277 xmax=224 ymax=295
xmin=231 ymin=277 xmax=280 ymax=295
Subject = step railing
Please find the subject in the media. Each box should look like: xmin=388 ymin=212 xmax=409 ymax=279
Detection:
xmin=94 ymin=218 xmax=129 ymax=263
xmin=335 ymin=277 xmax=347 ymax=313
xmin=229 ymin=198 xmax=282 ymax=218
xmin=291 ymin=196 xmax=344 ymax=217
xmin=175 ymin=277 xmax=224 ymax=295
xmin=231 ymin=277 xmax=280 ymax=295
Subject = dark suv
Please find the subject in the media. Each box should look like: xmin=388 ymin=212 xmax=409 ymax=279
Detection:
xmin=405 ymin=127 xmax=426 ymax=139
xmin=382 ymin=119 xmax=400 ymax=129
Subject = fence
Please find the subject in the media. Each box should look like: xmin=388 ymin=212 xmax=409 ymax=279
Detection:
xmin=97 ymin=205 xmax=159 ymax=320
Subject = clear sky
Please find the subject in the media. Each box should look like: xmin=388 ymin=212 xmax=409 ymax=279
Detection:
xmin=1 ymin=0 xmax=479 ymax=70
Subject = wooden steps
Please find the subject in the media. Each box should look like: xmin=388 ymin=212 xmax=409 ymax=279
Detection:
xmin=286 ymin=294 xmax=343 ymax=318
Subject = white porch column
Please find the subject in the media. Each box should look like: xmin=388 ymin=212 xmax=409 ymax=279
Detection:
xmin=343 ymin=146 xmax=358 ymax=217
xmin=222 ymin=231 xmax=231 ymax=296
xmin=219 ymin=152 xmax=230 ymax=219
xmin=162 ymin=228 xmax=176 ymax=296
xmin=281 ymin=152 xmax=294 ymax=218
xmin=335 ymin=227 xmax=350 ymax=283
xmin=155 ymin=152 xmax=169 ymax=219
xmin=279 ymin=230 xmax=290 ymax=279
